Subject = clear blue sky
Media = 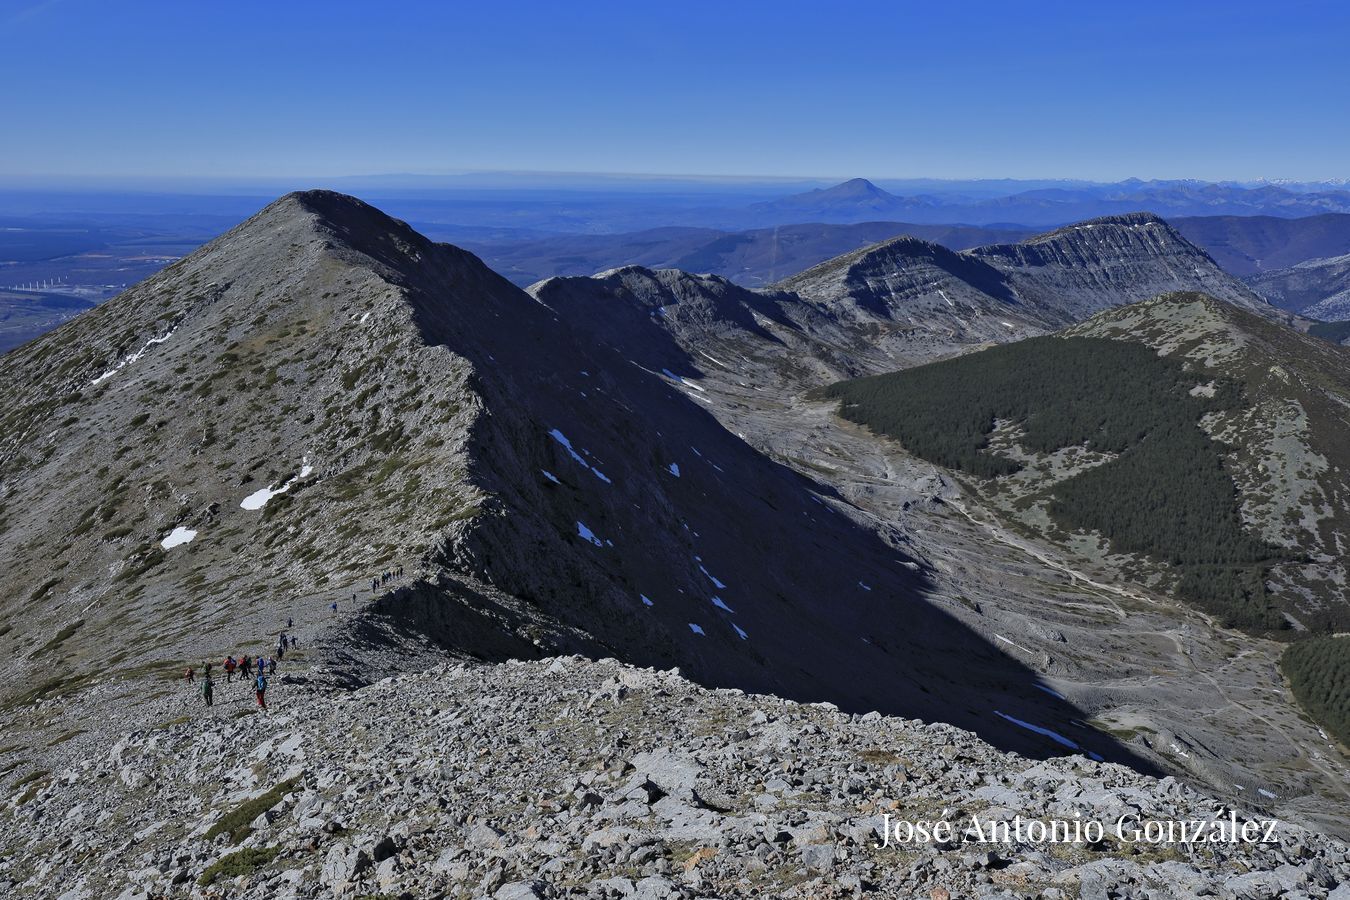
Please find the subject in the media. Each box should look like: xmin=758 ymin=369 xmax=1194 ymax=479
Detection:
xmin=1 ymin=0 xmax=1347 ymax=182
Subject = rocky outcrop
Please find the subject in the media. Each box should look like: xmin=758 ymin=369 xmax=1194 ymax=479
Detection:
xmin=3 ymin=655 xmax=1346 ymax=899
xmin=970 ymin=213 xmax=1274 ymax=321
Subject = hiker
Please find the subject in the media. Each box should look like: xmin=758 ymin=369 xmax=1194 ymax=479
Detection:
xmin=224 ymin=656 xmax=236 ymax=682
xmin=204 ymin=661 xmax=213 ymax=679
xmin=254 ymin=672 xmax=267 ymax=710
xmin=240 ymin=656 xmax=252 ymax=678
xmin=184 ymin=666 xmax=194 ymax=684
xmin=371 ymin=578 xmax=378 ymax=593
xmin=276 ymin=644 xmax=285 ymax=661
xmin=287 ymin=617 xmax=293 ymax=629
xmin=290 ymin=635 xmax=298 ymax=650
xmin=268 ymin=657 xmax=277 ymax=675
xmin=256 ymin=655 xmax=265 ymax=674
xmin=331 ymin=601 xmax=338 ymax=615
xmin=397 ymin=565 xmax=403 ymax=578
xmin=201 ymin=673 xmax=214 ymax=707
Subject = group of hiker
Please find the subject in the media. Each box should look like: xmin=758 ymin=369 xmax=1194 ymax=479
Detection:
xmin=370 ymin=566 xmax=404 ymax=593
xmin=184 ymin=615 xmax=300 ymax=712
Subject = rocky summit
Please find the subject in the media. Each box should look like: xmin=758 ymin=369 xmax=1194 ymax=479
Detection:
xmin=5 ymin=655 xmax=1350 ymax=900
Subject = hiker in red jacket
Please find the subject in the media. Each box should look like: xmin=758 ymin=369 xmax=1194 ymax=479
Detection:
xmin=224 ymin=656 xmax=236 ymax=682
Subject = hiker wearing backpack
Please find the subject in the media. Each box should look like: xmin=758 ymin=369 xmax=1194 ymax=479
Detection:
xmin=184 ymin=666 xmax=194 ymax=684
xmin=254 ymin=672 xmax=267 ymax=710
xmin=201 ymin=673 xmax=214 ymax=707
xmin=224 ymin=656 xmax=236 ymax=682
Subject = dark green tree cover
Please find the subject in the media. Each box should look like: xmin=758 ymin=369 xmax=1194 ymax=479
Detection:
xmin=825 ymin=336 xmax=1287 ymax=630
xmin=1308 ymin=320 xmax=1350 ymax=344
xmin=1282 ymin=636 xmax=1350 ymax=749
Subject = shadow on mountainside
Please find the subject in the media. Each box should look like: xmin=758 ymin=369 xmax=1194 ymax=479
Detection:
xmin=284 ymin=191 xmax=1164 ymax=776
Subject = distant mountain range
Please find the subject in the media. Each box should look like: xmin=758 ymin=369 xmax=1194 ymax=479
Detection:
xmin=735 ymin=178 xmax=1350 ymax=228
xmin=458 ymin=220 xmax=1033 ymax=288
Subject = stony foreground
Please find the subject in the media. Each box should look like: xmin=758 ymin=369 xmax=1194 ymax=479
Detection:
xmin=3 ymin=656 xmax=1349 ymax=900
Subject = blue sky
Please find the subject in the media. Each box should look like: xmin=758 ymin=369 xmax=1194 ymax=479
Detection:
xmin=1 ymin=0 xmax=1347 ymax=182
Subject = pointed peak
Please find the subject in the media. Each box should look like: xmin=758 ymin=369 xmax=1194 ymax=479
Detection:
xmin=264 ymin=190 xmax=424 ymax=244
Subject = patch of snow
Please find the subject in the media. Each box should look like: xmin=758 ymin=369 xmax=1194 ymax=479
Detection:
xmin=90 ymin=326 xmax=177 ymax=386
xmin=732 ymin=623 xmax=748 ymax=640
xmin=1001 ymin=321 xmax=1016 ymax=329
xmin=697 ymin=350 xmax=730 ymax=369
xmin=1257 ymin=788 xmax=1277 ymax=800
xmin=711 ymin=596 xmax=735 ymax=613
xmin=549 ymin=428 xmax=611 ymax=483
xmin=1033 ymin=684 xmax=1066 ymax=700
xmin=668 ymin=463 xmax=680 ymax=477
xmin=662 ymin=368 xmax=706 ymax=392
xmin=576 ymin=521 xmax=603 ymax=547
xmin=994 ymin=634 xmax=1033 ymax=655
xmin=688 ymin=623 xmax=705 ymax=636
xmin=160 ymin=526 xmax=197 ymax=549
xmin=698 ymin=565 xmax=727 ymax=589
xmin=858 ymin=581 xmax=872 ymax=591
xmin=359 ymin=311 xmax=371 ymax=324
xmin=240 ymin=456 xmax=314 ymax=511
xmin=549 ymin=429 xmax=588 ymax=466
xmin=541 ymin=470 xmax=561 ymax=485
xmin=993 ymin=711 xmax=1079 ymax=750
xmin=1088 ymin=751 xmax=1104 ymax=762
xmin=640 ymin=594 xmax=654 ymax=607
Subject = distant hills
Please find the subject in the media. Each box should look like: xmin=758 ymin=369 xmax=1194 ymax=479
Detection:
xmin=1170 ymin=214 xmax=1350 ymax=275
xmin=460 ymin=220 xmax=1032 ymax=288
xmin=737 ymin=178 xmax=1350 ymax=229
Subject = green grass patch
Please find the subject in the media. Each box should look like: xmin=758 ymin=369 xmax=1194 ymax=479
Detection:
xmin=35 ymin=619 xmax=84 ymax=656
xmin=205 ymin=776 xmax=301 ymax=844
xmin=197 ymin=846 xmax=280 ymax=886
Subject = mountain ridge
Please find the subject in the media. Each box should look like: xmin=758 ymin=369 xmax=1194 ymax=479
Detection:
xmin=0 ymin=189 xmax=1126 ymax=766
